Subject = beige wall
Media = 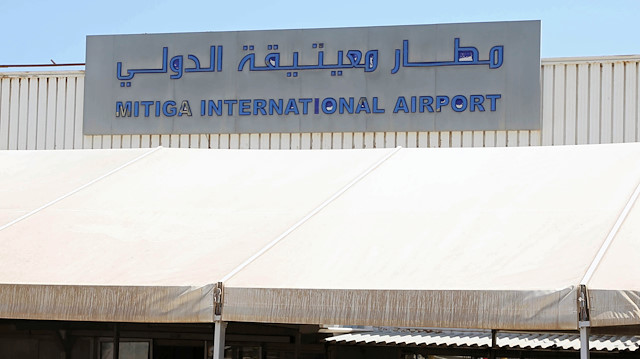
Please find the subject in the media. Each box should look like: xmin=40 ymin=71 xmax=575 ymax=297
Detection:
xmin=1 ymin=56 xmax=639 ymax=150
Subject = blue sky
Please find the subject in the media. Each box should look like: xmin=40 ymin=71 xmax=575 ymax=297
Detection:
xmin=1 ymin=0 xmax=638 ymax=70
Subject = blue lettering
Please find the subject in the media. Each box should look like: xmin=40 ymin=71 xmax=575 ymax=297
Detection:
xmin=489 ymin=46 xmax=504 ymax=69
xmin=285 ymin=98 xmax=299 ymax=115
xmin=372 ymin=97 xmax=385 ymax=113
xmin=419 ymin=96 xmax=433 ymax=113
xmin=299 ymin=98 xmax=312 ymax=115
xmin=269 ymin=99 xmax=283 ymax=115
xmin=355 ymin=97 xmax=371 ymax=114
xmin=178 ymin=100 xmax=192 ymax=117
xmin=141 ymin=101 xmax=153 ymax=117
xmin=393 ymin=96 xmax=409 ymax=113
xmin=115 ymin=101 xmax=132 ymax=117
xmin=451 ymin=95 xmax=467 ymax=112
xmin=435 ymin=96 xmax=449 ymax=112
xmin=470 ymin=95 xmax=485 ymax=112
xmin=238 ymin=99 xmax=251 ymax=115
xmin=223 ymin=100 xmax=237 ymax=115
xmin=169 ymin=55 xmax=183 ymax=79
xmin=486 ymin=94 xmax=501 ymax=111
xmin=163 ymin=101 xmax=177 ymax=117
xmin=322 ymin=98 xmax=337 ymax=114
xmin=208 ymin=100 xmax=222 ymax=116
xmin=151 ymin=94 xmax=496 ymax=118
xmin=254 ymin=99 xmax=267 ymax=115
xmin=339 ymin=98 xmax=354 ymax=114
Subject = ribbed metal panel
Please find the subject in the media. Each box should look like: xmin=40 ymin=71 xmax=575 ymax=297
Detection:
xmin=326 ymin=330 xmax=640 ymax=352
xmin=1 ymin=56 xmax=638 ymax=150
xmin=541 ymin=56 xmax=640 ymax=146
xmin=0 ymin=72 xmax=85 ymax=150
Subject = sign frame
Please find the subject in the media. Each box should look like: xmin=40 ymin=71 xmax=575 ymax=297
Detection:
xmin=83 ymin=21 xmax=541 ymax=135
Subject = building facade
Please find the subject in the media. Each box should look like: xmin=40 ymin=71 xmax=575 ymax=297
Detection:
xmin=1 ymin=54 xmax=640 ymax=359
xmin=1 ymin=56 xmax=639 ymax=151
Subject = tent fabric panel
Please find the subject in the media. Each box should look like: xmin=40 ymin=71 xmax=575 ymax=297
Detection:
xmin=225 ymin=145 xmax=640 ymax=291
xmin=0 ymin=148 xmax=394 ymax=288
xmin=0 ymin=284 xmax=214 ymax=323
xmin=588 ymin=290 xmax=640 ymax=327
xmin=1 ymin=144 xmax=640 ymax=327
xmin=222 ymin=287 xmax=578 ymax=330
xmin=0 ymin=211 xmax=28 ymax=226
xmin=587 ymin=192 xmax=640 ymax=327
xmin=223 ymin=144 xmax=640 ymax=329
xmin=585 ymin=185 xmax=640 ymax=293
xmin=0 ymin=149 xmax=154 ymax=223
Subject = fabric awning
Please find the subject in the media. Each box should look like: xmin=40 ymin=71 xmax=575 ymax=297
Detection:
xmin=1 ymin=144 xmax=639 ymax=330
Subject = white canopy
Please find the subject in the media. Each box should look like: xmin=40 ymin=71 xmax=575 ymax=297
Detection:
xmin=0 ymin=144 xmax=639 ymax=330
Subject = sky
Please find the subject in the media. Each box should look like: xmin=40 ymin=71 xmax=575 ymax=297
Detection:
xmin=1 ymin=0 xmax=639 ymax=71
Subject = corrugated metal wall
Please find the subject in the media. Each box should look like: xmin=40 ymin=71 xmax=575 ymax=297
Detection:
xmin=1 ymin=56 xmax=639 ymax=150
xmin=541 ymin=56 xmax=640 ymax=146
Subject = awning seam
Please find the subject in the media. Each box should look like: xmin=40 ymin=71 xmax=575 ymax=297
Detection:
xmin=0 ymin=146 xmax=163 ymax=233
xmin=220 ymin=146 xmax=404 ymax=283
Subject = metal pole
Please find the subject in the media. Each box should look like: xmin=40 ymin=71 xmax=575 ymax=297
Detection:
xmin=577 ymin=285 xmax=591 ymax=359
xmin=113 ymin=323 xmax=120 ymax=359
xmin=579 ymin=322 xmax=590 ymax=359
xmin=488 ymin=329 xmax=496 ymax=359
xmin=213 ymin=320 xmax=227 ymax=359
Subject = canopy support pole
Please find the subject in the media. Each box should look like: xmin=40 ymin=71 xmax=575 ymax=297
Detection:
xmin=213 ymin=320 xmax=227 ymax=359
xmin=579 ymin=322 xmax=590 ymax=359
xmin=113 ymin=323 xmax=120 ymax=359
xmin=213 ymin=282 xmax=226 ymax=359
xmin=488 ymin=329 xmax=497 ymax=359
xmin=578 ymin=284 xmax=591 ymax=359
